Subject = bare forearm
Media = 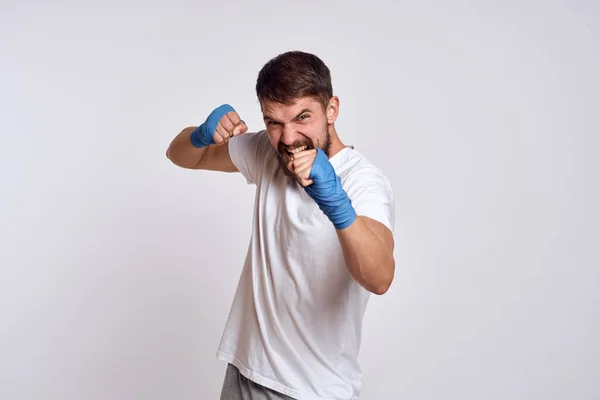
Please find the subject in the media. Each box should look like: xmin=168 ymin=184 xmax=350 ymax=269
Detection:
xmin=166 ymin=127 xmax=208 ymax=168
xmin=337 ymin=216 xmax=395 ymax=295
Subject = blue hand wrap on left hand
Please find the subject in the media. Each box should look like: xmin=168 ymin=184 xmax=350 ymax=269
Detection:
xmin=303 ymin=149 xmax=356 ymax=229
xmin=190 ymin=104 xmax=235 ymax=148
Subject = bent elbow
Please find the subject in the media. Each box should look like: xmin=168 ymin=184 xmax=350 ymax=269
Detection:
xmin=372 ymin=264 xmax=395 ymax=295
xmin=372 ymin=281 xmax=392 ymax=295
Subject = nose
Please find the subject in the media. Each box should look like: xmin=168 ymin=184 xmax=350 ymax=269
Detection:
xmin=281 ymin=124 xmax=297 ymax=146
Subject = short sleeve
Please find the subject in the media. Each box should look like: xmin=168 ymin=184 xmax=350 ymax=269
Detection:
xmin=228 ymin=131 xmax=269 ymax=185
xmin=343 ymin=168 xmax=395 ymax=233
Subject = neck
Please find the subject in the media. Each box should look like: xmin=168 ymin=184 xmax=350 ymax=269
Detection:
xmin=327 ymin=125 xmax=347 ymax=159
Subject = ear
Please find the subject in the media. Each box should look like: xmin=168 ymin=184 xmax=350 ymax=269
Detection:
xmin=326 ymin=96 xmax=339 ymax=124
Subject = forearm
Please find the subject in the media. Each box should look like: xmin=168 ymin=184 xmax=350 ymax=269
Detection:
xmin=336 ymin=216 xmax=395 ymax=295
xmin=166 ymin=127 xmax=208 ymax=168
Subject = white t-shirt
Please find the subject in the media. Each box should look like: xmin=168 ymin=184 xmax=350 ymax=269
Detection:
xmin=217 ymin=130 xmax=395 ymax=400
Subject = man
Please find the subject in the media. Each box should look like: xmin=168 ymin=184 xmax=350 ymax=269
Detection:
xmin=166 ymin=51 xmax=395 ymax=400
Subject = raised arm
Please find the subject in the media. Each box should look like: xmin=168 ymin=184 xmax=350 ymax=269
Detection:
xmin=291 ymin=148 xmax=396 ymax=295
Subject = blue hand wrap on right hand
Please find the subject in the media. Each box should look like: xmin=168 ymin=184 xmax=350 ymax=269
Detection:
xmin=303 ymin=149 xmax=357 ymax=229
xmin=190 ymin=104 xmax=235 ymax=148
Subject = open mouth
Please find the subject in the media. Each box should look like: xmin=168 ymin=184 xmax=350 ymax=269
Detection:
xmin=286 ymin=145 xmax=310 ymax=155
xmin=283 ymin=144 xmax=312 ymax=163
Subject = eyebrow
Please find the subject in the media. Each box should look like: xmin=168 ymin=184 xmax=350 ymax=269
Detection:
xmin=263 ymin=108 xmax=312 ymax=123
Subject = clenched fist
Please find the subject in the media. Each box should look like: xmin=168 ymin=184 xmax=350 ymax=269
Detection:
xmin=301 ymin=148 xmax=357 ymax=230
xmin=287 ymin=149 xmax=317 ymax=187
xmin=190 ymin=104 xmax=248 ymax=148
xmin=213 ymin=108 xmax=248 ymax=146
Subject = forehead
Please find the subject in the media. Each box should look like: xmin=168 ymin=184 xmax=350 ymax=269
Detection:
xmin=261 ymin=97 xmax=322 ymax=117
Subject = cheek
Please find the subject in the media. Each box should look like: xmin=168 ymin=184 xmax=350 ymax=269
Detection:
xmin=272 ymin=127 xmax=287 ymax=142
xmin=298 ymin=121 xmax=315 ymax=137
xmin=266 ymin=131 xmax=280 ymax=147
xmin=305 ymin=122 xmax=325 ymax=143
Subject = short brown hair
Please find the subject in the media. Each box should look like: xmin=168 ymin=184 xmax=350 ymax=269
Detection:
xmin=255 ymin=51 xmax=333 ymax=110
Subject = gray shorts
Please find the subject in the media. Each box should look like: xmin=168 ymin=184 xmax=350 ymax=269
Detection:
xmin=220 ymin=363 xmax=295 ymax=400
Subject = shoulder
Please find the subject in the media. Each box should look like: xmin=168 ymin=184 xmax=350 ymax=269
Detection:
xmin=228 ymin=130 xmax=275 ymax=185
xmin=334 ymin=148 xmax=393 ymax=192
xmin=229 ymin=129 xmax=274 ymax=162
xmin=230 ymin=129 xmax=270 ymax=148
xmin=334 ymin=147 xmax=395 ymax=231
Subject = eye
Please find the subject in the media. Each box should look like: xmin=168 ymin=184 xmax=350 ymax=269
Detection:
xmin=298 ymin=114 xmax=309 ymax=121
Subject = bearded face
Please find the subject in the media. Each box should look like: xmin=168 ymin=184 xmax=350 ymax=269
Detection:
xmin=261 ymin=97 xmax=333 ymax=178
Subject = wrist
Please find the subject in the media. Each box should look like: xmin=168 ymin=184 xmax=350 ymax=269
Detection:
xmin=189 ymin=103 xmax=235 ymax=148
xmin=303 ymin=149 xmax=356 ymax=229
xmin=190 ymin=123 xmax=213 ymax=148
xmin=328 ymin=193 xmax=356 ymax=229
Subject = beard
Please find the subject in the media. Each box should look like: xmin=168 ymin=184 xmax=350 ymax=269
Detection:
xmin=276 ymin=126 xmax=332 ymax=178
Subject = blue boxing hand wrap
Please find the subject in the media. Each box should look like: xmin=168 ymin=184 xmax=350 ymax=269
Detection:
xmin=190 ymin=104 xmax=235 ymax=148
xmin=303 ymin=149 xmax=357 ymax=229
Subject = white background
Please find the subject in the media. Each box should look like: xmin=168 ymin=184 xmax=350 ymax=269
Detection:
xmin=1 ymin=0 xmax=599 ymax=399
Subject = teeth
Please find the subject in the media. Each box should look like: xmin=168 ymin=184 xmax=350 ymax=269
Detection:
xmin=288 ymin=146 xmax=308 ymax=154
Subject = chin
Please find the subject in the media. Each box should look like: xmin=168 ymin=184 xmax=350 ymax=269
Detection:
xmin=275 ymin=152 xmax=299 ymax=178
xmin=279 ymin=163 xmax=296 ymax=178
